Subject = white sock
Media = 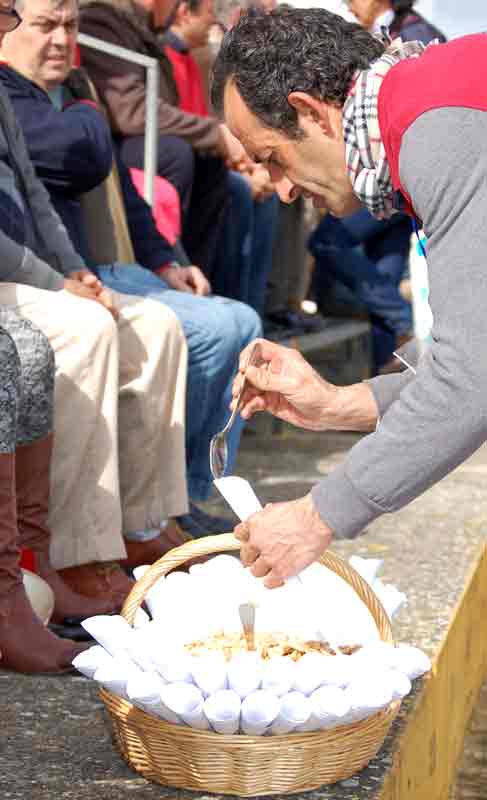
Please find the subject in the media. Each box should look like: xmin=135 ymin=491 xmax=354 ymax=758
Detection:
xmin=124 ymin=523 xmax=167 ymax=543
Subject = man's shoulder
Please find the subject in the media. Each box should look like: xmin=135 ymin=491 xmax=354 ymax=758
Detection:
xmin=0 ymin=64 xmax=46 ymax=100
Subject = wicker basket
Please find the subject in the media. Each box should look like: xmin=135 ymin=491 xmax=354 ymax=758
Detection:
xmin=100 ymin=533 xmax=399 ymax=796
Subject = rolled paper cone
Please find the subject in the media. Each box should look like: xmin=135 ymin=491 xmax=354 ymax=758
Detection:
xmin=72 ymin=645 xmax=113 ymax=679
xmin=94 ymin=656 xmax=142 ymax=700
xmin=386 ymin=644 xmax=431 ymax=680
xmin=132 ymin=565 xmax=150 ymax=581
xmin=227 ymin=652 xmax=262 ymax=699
xmin=133 ymin=607 xmax=150 ymax=629
xmin=152 ymin=650 xmax=194 ymax=684
xmin=268 ymin=691 xmax=312 ymax=735
xmin=343 ymin=674 xmax=394 ymax=723
xmin=126 ymin=672 xmax=182 ymax=723
xmin=81 ymin=615 xmax=133 ymax=657
xmin=317 ymin=654 xmax=357 ymax=689
xmin=348 ymin=556 xmax=384 ymax=586
xmin=213 ymin=476 xmax=263 ymax=521
xmin=260 ymin=656 xmax=297 ymax=697
xmin=240 ymin=690 xmax=280 ymax=735
xmin=382 ymin=668 xmax=412 ymax=700
xmin=295 ymin=686 xmax=351 ymax=732
xmin=292 ymin=653 xmax=329 ymax=696
xmin=124 ymin=626 xmax=164 ymax=673
xmin=203 ymin=689 xmax=241 ymax=734
xmin=191 ymin=652 xmax=228 ymax=697
xmin=161 ymin=682 xmax=209 ymax=729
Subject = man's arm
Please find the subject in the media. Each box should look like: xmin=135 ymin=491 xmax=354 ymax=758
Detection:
xmin=79 ymin=8 xmax=221 ymax=153
xmin=312 ymin=107 xmax=487 ymax=538
xmin=0 ymin=89 xmax=87 ymax=277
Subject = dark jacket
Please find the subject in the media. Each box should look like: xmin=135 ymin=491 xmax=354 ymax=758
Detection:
xmin=79 ymin=0 xmax=220 ymax=153
xmin=0 ymin=64 xmax=175 ymax=270
xmin=391 ymin=12 xmax=447 ymax=45
xmin=0 ymin=78 xmax=85 ymax=289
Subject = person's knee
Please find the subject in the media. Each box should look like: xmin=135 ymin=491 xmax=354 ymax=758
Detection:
xmin=81 ymin=300 xmax=119 ymax=354
xmin=213 ymin=298 xmax=262 ymax=351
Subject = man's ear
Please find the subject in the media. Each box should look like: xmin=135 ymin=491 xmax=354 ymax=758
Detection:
xmin=288 ymin=91 xmax=334 ymax=135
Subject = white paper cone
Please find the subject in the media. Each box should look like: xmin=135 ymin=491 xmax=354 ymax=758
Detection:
xmin=203 ymin=689 xmax=241 ymax=734
xmin=386 ymin=644 xmax=431 ymax=680
xmin=152 ymin=650 xmax=194 ymax=684
xmin=268 ymin=691 xmax=312 ymax=735
xmin=161 ymin=682 xmax=209 ymax=729
xmin=72 ymin=645 xmax=113 ymax=679
xmin=214 ymin=476 xmax=263 ymax=521
xmin=295 ymin=686 xmax=351 ymax=732
xmin=227 ymin=652 xmax=262 ymax=699
xmin=240 ymin=690 xmax=280 ymax=735
xmin=191 ymin=652 xmax=228 ymax=697
xmin=94 ymin=656 xmax=142 ymax=700
xmin=133 ymin=607 xmax=150 ymax=629
xmin=132 ymin=565 xmax=150 ymax=581
xmin=382 ymin=669 xmax=412 ymax=700
xmin=260 ymin=657 xmax=297 ymax=697
xmin=81 ymin=615 xmax=133 ymax=657
xmin=292 ymin=653 xmax=329 ymax=696
xmin=343 ymin=673 xmax=394 ymax=723
xmin=125 ymin=672 xmax=181 ymax=722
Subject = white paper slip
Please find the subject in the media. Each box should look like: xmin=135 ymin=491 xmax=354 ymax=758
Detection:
xmin=268 ymin=691 xmax=312 ymax=735
xmin=72 ymin=645 xmax=113 ymax=679
xmin=204 ymin=689 xmax=241 ymax=734
xmin=81 ymin=615 xmax=134 ymax=657
xmin=191 ymin=652 xmax=228 ymax=697
xmin=240 ymin=690 xmax=280 ymax=735
xmin=160 ymin=682 xmax=209 ymax=729
xmin=214 ymin=476 xmax=262 ymax=521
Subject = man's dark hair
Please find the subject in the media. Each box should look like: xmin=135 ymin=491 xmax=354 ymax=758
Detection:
xmin=211 ymin=7 xmax=385 ymax=139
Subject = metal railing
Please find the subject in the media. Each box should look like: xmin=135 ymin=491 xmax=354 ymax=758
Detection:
xmin=77 ymin=32 xmax=159 ymax=207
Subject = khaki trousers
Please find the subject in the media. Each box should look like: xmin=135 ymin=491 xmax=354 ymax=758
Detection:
xmin=0 ymin=283 xmax=188 ymax=569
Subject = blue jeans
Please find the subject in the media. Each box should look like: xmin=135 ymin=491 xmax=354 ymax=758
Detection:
xmin=310 ymin=209 xmax=412 ymax=367
xmin=211 ymin=171 xmax=280 ymax=316
xmin=95 ymin=263 xmax=262 ymax=501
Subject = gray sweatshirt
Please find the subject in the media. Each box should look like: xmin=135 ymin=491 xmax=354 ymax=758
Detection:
xmin=0 ymin=84 xmax=85 ymax=290
xmin=312 ymin=107 xmax=487 ymax=537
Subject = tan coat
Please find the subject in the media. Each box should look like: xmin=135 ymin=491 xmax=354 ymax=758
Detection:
xmin=79 ymin=0 xmax=221 ymax=153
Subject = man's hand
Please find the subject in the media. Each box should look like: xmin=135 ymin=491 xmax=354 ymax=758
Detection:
xmin=65 ymin=269 xmax=119 ymax=319
xmin=234 ymin=493 xmax=333 ymax=589
xmin=242 ymin=165 xmax=276 ymax=202
xmin=218 ymin=123 xmax=251 ymax=171
xmin=158 ymin=265 xmax=211 ymax=296
xmin=234 ymin=338 xmax=379 ymax=432
xmin=233 ymin=338 xmax=339 ymax=430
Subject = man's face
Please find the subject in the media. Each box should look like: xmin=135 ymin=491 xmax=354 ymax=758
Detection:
xmin=2 ymin=0 xmax=78 ymax=91
xmin=184 ymin=0 xmax=215 ymax=49
xmin=347 ymin=0 xmax=384 ymax=30
xmin=223 ymin=81 xmax=361 ymax=217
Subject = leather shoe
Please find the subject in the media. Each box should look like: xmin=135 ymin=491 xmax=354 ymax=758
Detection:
xmin=57 ymin=561 xmax=135 ymax=605
xmin=121 ymin=520 xmax=192 ymax=568
xmin=176 ymin=503 xmax=236 ymax=538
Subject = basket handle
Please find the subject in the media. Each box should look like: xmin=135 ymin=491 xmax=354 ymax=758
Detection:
xmin=121 ymin=532 xmax=393 ymax=643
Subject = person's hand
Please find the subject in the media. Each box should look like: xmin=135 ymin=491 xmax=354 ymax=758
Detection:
xmin=218 ymin=123 xmax=251 ymax=171
xmin=241 ymin=165 xmax=275 ymax=202
xmin=68 ymin=268 xmax=103 ymax=293
xmin=159 ymin=265 xmax=211 ymax=296
xmin=232 ymin=338 xmax=339 ymax=430
xmin=234 ymin=493 xmax=333 ymax=588
xmin=64 ymin=271 xmax=119 ymax=320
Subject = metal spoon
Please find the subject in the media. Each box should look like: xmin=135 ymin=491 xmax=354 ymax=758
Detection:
xmin=209 ymin=343 xmax=260 ymax=480
xmin=238 ymin=602 xmax=256 ymax=651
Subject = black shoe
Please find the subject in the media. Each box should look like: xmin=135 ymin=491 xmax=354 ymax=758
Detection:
xmin=176 ymin=503 xmax=237 ymax=538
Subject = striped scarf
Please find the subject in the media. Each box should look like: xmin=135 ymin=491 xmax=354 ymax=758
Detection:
xmin=342 ymin=39 xmax=427 ymax=219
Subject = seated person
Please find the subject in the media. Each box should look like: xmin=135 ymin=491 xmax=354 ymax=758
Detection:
xmin=0 ymin=310 xmax=90 ymax=673
xmin=163 ymin=0 xmax=280 ymax=316
xmin=79 ymin=0 xmax=238 ymax=277
xmin=0 ymin=0 xmax=262 ymax=532
xmin=0 ymin=1 xmax=192 ymax=601
xmin=309 ymin=208 xmax=413 ymax=373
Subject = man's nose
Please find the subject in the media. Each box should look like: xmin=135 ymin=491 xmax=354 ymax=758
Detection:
xmin=52 ymin=24 xmax=68 ymax=45
xmin=274 ymin=176 xmax=300 ymax=204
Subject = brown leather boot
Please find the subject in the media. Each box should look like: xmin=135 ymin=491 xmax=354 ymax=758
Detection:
xmin=0 ymin=451 xmax=87 ymax=673
xmin=120 ymin=520 xmax=192 ymax=568
xmin=15 ymin=435 xmax=120 ymax=623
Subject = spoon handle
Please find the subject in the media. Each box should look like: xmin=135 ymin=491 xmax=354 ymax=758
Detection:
xmin=238 ymin=602 xmax=256 ymax=651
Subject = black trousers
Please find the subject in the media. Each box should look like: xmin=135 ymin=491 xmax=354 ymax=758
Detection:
xmin=118 ymin=133 xmax=228 ymax=276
